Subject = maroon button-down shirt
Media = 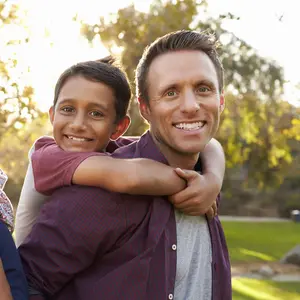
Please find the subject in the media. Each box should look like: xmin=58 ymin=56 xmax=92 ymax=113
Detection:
xmin=19 ymin=131 xmax=231 ymax=300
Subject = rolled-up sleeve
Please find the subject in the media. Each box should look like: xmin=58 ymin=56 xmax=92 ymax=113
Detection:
xmin=19 ymin=185 xmax=125 ymax=298
xmin=32 ymin=138 xmax=106 ymax=195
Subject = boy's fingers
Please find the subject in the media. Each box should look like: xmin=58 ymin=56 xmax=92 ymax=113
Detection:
xmin=206 ymin=207 xmax=215 ymax=220
xmin=174 ymin=168 xmax=198 ymax=181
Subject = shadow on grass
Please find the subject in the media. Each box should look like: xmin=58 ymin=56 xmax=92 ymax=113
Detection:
xmin=232 ymin=278 xmax=300 ymax=300
xmin=239 ymin=248 xmax=274 ymax=261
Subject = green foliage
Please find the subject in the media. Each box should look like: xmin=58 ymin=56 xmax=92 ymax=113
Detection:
xmin=0 ymin=113 xmax=51 ymax=206
xmin=79 ymin=0 xmax=299 ymax=190
xmin=0 ymin=0 xmax=49 ymax=205
xmin=0 ymin=0 xmax=41 ymax=136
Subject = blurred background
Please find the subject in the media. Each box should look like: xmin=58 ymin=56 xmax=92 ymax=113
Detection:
xmin=0 ymin=0 xmax=299 ymax=298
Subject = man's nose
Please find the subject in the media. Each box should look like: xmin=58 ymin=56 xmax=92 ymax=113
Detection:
xmin=180 ymin=90 xmax=200 ymax=114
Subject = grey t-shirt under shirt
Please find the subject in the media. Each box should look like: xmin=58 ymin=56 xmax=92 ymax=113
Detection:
xmin=174 ymin=210 xmax=212 ymax=300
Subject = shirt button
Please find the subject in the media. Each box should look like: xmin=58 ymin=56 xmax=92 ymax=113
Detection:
xmin=171 ymin=244 xmax=177 ymax=251
xmin=168 ymin=294 xmax=174 ymax=300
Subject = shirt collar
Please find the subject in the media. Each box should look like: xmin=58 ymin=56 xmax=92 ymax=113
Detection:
xmin=137 ymin=130 xmax=169 ymax=165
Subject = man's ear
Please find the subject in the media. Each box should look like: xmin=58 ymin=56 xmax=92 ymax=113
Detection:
xmin=49 ymin=106 xmax=54 ymax=125
xmin=110 ymin=115 xmax=131 ymax=140
xmin=219 ymin=91 xmax=225 ymax=113
xmin=138 ymin=98 xmax=151 ymax=122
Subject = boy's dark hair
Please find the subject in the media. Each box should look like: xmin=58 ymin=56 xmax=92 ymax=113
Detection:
xmin=53 ymin=56 xmax=131 ymax=122
xmin=135 ymin=30 xmax=224 ymax=104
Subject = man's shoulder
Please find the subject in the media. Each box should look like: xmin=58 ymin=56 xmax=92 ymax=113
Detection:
xmin=112 ymin=139 xmax=139 ymax=158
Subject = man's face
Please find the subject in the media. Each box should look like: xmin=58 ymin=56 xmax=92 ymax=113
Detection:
xmin=50 ymin=75 xmax=129 ymax=152
xmin=141 ymin=50 xmax=224 ymax=156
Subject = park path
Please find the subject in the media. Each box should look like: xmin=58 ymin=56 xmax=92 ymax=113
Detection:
xmin=219 ymin=216 xmax=290 ymax=222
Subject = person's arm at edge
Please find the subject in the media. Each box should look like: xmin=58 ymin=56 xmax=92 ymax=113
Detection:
xmin=0 ymin=260 xmax=12 ymax=300
xmin=0 ymin=222 xmax=28 ymax=300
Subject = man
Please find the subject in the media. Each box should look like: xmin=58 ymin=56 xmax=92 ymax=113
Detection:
xmin=19 ymin=30 xmax=231 ymax=300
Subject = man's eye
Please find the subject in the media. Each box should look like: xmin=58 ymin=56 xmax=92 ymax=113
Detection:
xmin=197 ymin=86 xmax=210 ymax=93
xmin=61 ymin=106 xmax=74 ymax=113
xmin=90 ymin=111 xmax=103 ymax=118
xmin=166 ymin=90 xmax=177 ymax=97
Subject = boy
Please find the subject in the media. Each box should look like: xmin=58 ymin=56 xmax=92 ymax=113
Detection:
xmin=15 ymin=56 xmax=224 ymax=247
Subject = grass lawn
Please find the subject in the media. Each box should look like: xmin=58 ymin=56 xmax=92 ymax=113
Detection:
xmin=232 ymin=278 xmax=300 ymax=300
xmin=222 ymin=221 xmax=300 ymax=262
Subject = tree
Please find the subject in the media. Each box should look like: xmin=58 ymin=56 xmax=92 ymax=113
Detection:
xmin=0 ymin=0 xmax=48 ymax=205
xmin=79 ymin=0 xmax=298 ymax=190
xmin=0 ymin=0 xmax=41 ymax=137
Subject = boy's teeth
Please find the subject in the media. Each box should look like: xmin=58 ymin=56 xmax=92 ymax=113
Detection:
xmin=175 ymin=122 xmax=204 ymax=130
xmin=68 ymin=136 xmax=88 ymax=142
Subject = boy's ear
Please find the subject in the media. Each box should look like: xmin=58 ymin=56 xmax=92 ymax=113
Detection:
xmin=110 ymin=115 xmax=131 ymax=140
xmin=49 ymin=106 xmax=54 ymax=125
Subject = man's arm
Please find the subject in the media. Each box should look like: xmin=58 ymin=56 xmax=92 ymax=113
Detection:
xmin=19 ymin=186 xmax=125 ymax=298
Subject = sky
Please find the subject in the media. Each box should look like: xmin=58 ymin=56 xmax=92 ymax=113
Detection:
xmin=9 ymin=0 xmax=300 ymax=110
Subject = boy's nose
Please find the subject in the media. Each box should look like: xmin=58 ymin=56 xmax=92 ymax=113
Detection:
xmin=69 ymin=114 xmax=87 ymax=131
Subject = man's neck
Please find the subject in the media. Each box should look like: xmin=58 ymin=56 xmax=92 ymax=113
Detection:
xmin=150 ymin=131 xmax=199 ymax=170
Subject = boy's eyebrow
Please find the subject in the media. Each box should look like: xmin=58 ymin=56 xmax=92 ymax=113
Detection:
xmin=58 ymin=98 xmax=109 ymax=112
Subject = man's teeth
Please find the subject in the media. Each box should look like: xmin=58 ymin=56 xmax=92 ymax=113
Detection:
xmin=175 ymin=122 xmax=205 ymax=130
xmin=67 ymin=136 xmax=89 ymax=142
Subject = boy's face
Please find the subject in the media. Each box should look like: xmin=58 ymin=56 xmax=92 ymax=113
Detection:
xmin=49 ymin=75 xmax=130 ymax=152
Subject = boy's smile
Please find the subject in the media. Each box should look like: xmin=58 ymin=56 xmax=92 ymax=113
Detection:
xmin=49 ymin=75 xmax=124 ymax=152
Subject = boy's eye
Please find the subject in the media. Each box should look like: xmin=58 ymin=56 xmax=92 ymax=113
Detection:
xmin=89 ymin=111 xmax=104 ymax=118
xmin=60 ymin=106 xmax=74 ymax=113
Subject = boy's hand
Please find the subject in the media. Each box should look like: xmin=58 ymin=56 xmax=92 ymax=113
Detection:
xmin=168 ymin=168 xmax=220 ymax=218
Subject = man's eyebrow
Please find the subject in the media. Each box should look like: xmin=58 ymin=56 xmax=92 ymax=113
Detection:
xmin=195 ymin=79 xmax=217 ymax=89
xmin=157 ymin=82 xmax=180 ymax=94
xmin=157 ymin=78 xmax=217 ymax=93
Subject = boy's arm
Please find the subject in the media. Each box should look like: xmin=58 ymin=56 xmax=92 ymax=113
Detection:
xmin=168 ymin=138 xmax=225 ymax=217
xmin=201 ymin=138 xmax=225 ymax=187
xmin=32 ymin=137 xmax=186 ymax=196
xmin=73 ymin=138 xmax=225 ymax=197
xmin=72 ymin=156 xmax=187 ymax=195
xmin=200 ymin=138 xmax=225 ymax=205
